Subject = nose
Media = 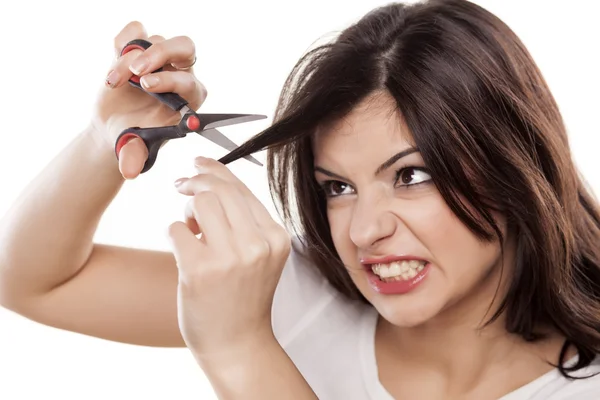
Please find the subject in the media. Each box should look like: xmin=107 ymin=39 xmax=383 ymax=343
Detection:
xmin=348 ymin=193 xmax=397 ymax=250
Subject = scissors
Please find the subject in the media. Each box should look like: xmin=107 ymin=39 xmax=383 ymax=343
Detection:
xmin=114 ymin=39 xmax=265 ymax=174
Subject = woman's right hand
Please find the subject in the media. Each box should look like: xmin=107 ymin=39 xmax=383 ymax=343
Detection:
xmin=91 ymin=21 xmax=207 ymax=179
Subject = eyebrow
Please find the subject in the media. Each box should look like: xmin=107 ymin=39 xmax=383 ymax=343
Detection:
xmin=314 ymin=146 xmax=419 ymax=180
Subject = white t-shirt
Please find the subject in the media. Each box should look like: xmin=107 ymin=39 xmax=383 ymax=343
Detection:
xmin=271 ymin=238 xmax=600 ymax=399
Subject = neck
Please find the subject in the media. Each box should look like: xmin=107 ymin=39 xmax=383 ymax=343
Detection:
xmin=375 ymin=261 xmax=566 ymax=393
xmin=378 ymin=300 xmax=516 ymax=376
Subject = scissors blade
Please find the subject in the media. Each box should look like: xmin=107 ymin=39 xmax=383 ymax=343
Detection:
xmin=200 ymin=128 xmax=263 ymax=166
xmin=202 ymin=114 xmax=267 ymax=130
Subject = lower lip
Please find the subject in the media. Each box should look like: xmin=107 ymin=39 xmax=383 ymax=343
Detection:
xmin=366 ymin=263 xmax=430 ymax=295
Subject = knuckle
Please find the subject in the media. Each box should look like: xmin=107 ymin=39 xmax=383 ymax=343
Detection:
xmin=209 ymin=179 xmax=233 ymax=196
xmin=144 ymin=41 xmax=165 ymax=63
xmin=185 ymin=196 xmax=196 ymax=215
xmin=115 ymin=21 xmax=145 ymax=47
xmin=194 ymin=79 xmax=208 ymax=105
xmin=271 ymin=226 xmax=291 ymax=253
xmin=179 ymin=268 xmax=204 ymax=290
xmin=185 ymin=73 xmax=198 ymax=92
xmin=201 ymin=157 xmax=226 ymax=171
xmin=194 ymin=156 xmax=220 ymax=169
xmin=243 ymin=238 xmax=270 ymax=264
xmin=192 ymin=173 xmax=226 ymax=192
xmin=148 ymin=34 xmax=165 ymax=43
xmin=193 ymin=190 xmax=219 ymax=208
xmin=127 ymin=20 xmax=144 ymax=32
xmin=119 ymin=50 xmax=142 ymax=70
xmin=166 ymin=221 xmax=181 ymax=238
xmin=224 ymin=252 xmax=240 ymax=268
xmin=175 ymin=35 xmax=196 ymax=52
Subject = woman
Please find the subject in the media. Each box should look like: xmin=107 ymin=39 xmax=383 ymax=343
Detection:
xmin=0 ymin=0 xmax=599 ymax=398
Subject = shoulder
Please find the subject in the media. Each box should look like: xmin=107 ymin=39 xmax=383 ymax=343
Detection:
xmin=556 ymin=357 xmax=600 ymax=398
xmin=279 ymin=236 xmax=339 ymax=298
xmin=271 ymin=235 xmax=343 ymax=345
xmin=534 ymin=356 xmax=600 ymax=400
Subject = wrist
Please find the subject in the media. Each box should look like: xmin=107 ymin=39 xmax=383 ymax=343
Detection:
xmin=84 ymin=121 xmax=114 ymax=155
xmin=193 ymin=329 xmax=277 ymax=371
xmin=80 ymin=124 xmax=124 ymax=181
xmin=190 ymin=330 xmax=317 ymax=399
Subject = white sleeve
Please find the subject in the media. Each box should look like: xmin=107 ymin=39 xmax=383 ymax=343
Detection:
xmin=550 ymin=382 xmax=600 ymax=400
xmin=531 ymin=358 xmax=600 ymax=400
xmin=552 ymin=371 xmax=600 ymax=399
xmin=270 ymin=236 xmax=339 ymax=348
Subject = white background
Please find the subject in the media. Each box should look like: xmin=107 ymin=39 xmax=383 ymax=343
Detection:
xmin=0 ymin=0 xmax=598 ymax=398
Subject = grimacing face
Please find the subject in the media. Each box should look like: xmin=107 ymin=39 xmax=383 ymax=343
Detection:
xmin=312 ymin=90 xmax=510 ymax=328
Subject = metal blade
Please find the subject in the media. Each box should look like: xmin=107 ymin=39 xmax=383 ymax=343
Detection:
xmin=200 ymin=128 xmax=262 ymax=166
xmin=204 ymin=114 xmax=267 ymax=130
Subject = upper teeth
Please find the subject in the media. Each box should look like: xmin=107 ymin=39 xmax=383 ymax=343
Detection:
xmin=372 ymin=260 xmax=426 ymax=279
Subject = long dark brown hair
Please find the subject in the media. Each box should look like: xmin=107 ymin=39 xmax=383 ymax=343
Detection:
xmin=220 ymin=0 xmax=600 ymax=377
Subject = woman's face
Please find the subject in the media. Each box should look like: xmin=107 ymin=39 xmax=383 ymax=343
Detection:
xmin=312 ymin=91 xmax=507 ymax=328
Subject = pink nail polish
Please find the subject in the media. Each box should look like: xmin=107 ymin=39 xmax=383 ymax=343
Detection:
xmin=106 ymin=70 xmax=120 ymax=88
xmin=174 ymin=178 xmax=188 ymax=187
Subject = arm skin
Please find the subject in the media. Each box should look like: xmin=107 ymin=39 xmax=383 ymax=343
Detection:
xmin=196 ymin=332 xmax=318 ymax=400
xmin=0 ymin=126 xmax=184 ymax=347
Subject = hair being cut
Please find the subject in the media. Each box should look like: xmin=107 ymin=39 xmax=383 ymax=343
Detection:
xmin=220 ymin=0 xmax=600 ymax=377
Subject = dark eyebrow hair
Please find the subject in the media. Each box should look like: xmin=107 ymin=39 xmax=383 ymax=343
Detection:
xmin=314 ymin=146 xmax=419 ymax=180
xmin=374 ymin=146 xmax=419 ymax=175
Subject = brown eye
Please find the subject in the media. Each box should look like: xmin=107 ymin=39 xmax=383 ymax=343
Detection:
xmin=395 ymin=167 xmax=431 ymax=187
xmin=330 ymin=182 xmax=348 ymax=195
xmin=320 ymin=181 xmax=354 ymax=197
xmin=400 ymin=168 xmax=416 ymax=184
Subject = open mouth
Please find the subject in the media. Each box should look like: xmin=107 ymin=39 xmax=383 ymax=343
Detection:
xmin=367 ymin=260 xmax=428 ymax=282
xmin=361 ymin=257 xmax=431 ymax=295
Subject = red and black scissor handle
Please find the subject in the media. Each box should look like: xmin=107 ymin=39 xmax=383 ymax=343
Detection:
xmin=120 ymin=39 xmax=189 ymax=111
xmin=114 ymin=113 xmax=203 ymax=174
xmin=114 ymin=39 xmax=197 ymax=174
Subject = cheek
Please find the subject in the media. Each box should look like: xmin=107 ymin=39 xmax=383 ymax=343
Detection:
xmin=403 ymin=194 xmax=501 ymax=285
xmin=325 ymin=204 xmax=354 ymax=260
xmin=409 ymin=198 xmax=464 ymax=257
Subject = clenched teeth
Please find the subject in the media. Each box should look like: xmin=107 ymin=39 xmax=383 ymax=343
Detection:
xmin=371 ymin=260 xmax=426 ymax=282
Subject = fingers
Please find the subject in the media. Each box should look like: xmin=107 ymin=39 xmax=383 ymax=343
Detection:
xmin=168 ymin=192 xmax=234 ymax=270
xmin=169 ymin=158 xmax=292 ymax=281
xmin=178 ymin=173 xmax=262 ymax=239
xmin=107 ymin=23 xmax=206 ymax=110
xmin=111 ymin=22 xmax=196 ymax=85
xmin=175 ymin=159 xmax=289 ymax=265
xmin=113 ymin=21 xmax=148 ymax=57
xmin=118 ymin=137 xmax=148 ymax=180
xmin=128 ymin=36 xmax=196 ymax=76
xmin=189 ymin=157 xmax=275 ymax=226
xmin=186 ymin=190 xmax=233 ymax=247
xmin=139 ymin=70 xmax=207 ymax=108
xmin=127 ymin=35 xmax=204 ymax=109
xmin=174 ymin=173 xmax=282 ymax=275
xmin=106 ymin=34 xmax=166 ymax=89
xmin=167 ymin=221 xmax=204 ymax=269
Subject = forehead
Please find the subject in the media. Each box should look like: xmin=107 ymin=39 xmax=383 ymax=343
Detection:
xmin=312 ymin=91 xmax=415 ymax=162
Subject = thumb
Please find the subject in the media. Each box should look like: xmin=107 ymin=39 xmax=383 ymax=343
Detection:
xmin=167 ymin=221 xmax=203 ymax=274
xmin=118 ymin=137 xmax=148 ymax=179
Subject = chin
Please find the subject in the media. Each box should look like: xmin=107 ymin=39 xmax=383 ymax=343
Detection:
xmin=352 ymin=269 xmax=449 ymax=328
xmin=375 ymin=299 xmax=444 ymax=328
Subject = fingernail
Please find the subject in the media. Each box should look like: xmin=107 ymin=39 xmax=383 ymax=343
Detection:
xmin=141 ymin=75 xmax=159 ymax=88
xmin=194 ymin=156 xmax=208 ymax=166
xmin=130 ymin=57 xmax=148 ymax=75
xmin=106 ymin=70 xmax=120 ymax=88
xmin=174 ymin=177 xmax=188 ymax=187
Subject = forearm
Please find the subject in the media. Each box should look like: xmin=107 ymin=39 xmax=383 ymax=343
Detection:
xmin=196 ymin=333 xmax=318 ymax=400
xmin=0 ymin=125 xmax=124 ymax=302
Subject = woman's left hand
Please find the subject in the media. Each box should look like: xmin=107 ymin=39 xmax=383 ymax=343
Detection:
xmin=167 ymin=156 xmax=291 ymax=361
